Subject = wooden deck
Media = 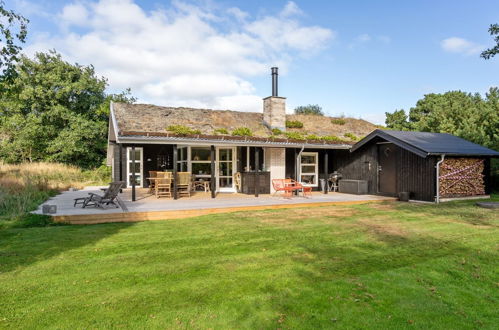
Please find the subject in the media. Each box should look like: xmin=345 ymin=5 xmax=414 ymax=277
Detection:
xmin=35 ymin=188 xmax=396 ymax=225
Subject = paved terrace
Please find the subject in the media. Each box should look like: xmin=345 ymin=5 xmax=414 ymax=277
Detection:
xmin=34 ymin=187 xmax=395 ymax=224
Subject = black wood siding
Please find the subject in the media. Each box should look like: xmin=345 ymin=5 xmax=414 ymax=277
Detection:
xmin=331 ymin=145 xmax=378 ymax=194
xmin=396 ymin=148 xmax=436 ymax=202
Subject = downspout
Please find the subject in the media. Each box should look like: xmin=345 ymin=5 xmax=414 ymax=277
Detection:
xmin=435 ymin=154 xmax=445 ymax=204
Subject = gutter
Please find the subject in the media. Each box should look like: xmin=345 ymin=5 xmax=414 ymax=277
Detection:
xmin=435 ymin=154 xmax=445 ymax=204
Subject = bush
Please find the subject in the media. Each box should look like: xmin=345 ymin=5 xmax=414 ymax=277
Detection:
xmin=294 ymin=104 xmax=324 ymax=116
xmin=213 ymin=128 xmax=229 ymax=135
xmin=286 ymin=120 xmax=304 ymax=128
xmin=231 ymin=127 xmax=253 ymax=137
xmin=284 ymin=132 xmax=306 ymax=140
xmin=271 ymin=128 xmax=283 ymax=135
xmin=321 ymin=135 xmax=342 ymax=142
xmin=167 ymin=125 xmax=201 ymax=136
xmin=331 ymin=118 xmax=346 ymax=125
xmin=306 ymin=134 xmax=321 ymax=141
xmin=344 ymin=132 xmax=359 ymax=141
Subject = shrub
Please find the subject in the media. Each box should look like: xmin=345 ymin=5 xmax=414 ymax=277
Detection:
xmin=167 ymin=125 xmax=201 ymax=136
xmin=321 ymin=135 xmax=341 ymax=142
xmin=286 ymin=120 xmax=304 ymax=128
xmin=284 ymin=132 xmax=306 ymax=140
xmin=231 ymin=127 xmax=253 ymax=137
xmin=306 ymin=134 xmax=321 ymax=141
xmin=213 ymin=128 xmax=229 ymax=135
xmin=331 ymin=118 xmax=346 ymax=125
xmin=344 ymin=132 xmax=359 ymax=141
xmin=271 ymin=128 xmax=283 ymax=135
xmin=294 ymin=104 xmax=324 ymax=116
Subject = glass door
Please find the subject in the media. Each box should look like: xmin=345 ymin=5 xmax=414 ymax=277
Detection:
xmin=217 ymin=147 xmax=236 ymax=192
xmin=126 ymin=147 xmax=143 ymax=188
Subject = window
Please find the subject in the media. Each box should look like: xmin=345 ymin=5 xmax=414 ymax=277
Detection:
xmin=177 ymin=146 xmax=188 ymax=172
xmin=191 ymin=147 xmax=212 ymax=177
xmin=299 ymin=152 xmax=318 ymax=187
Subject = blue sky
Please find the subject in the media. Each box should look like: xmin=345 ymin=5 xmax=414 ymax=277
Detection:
xmin=11 ymin=0 xmax=499 ymax=124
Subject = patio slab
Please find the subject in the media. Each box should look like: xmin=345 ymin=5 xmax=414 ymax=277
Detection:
xmin=34 ymin=188 xmax=396 ymax=224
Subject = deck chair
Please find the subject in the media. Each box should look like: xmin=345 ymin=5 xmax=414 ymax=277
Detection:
xmin=148 ymin=171 xmax=159 ymax=193
xmin=177 ymin=172 xmax=191 ymax=197
xmin=74 ymin=181 xmax=124 ymax=208
xmin=155 ymin=172 xmax=172 ymax=198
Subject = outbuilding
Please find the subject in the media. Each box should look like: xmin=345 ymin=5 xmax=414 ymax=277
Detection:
xmin=346 ymin=130 xmax=499 ymax=202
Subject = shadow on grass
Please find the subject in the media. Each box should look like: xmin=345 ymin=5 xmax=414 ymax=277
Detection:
xmin=0 ymin=221 xmax=134 ymax=273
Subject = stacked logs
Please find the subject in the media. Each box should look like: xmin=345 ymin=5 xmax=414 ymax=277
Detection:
xmin=439 ymin=158 xmax=485 ymax=197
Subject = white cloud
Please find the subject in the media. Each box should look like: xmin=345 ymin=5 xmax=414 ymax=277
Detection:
xmin=25 ymin=0 xmax=334 ymax=112
xmin=441 ymin=37 xmax=482 ymax=56
xmin=348 ymin=33 xmax=390 ymax=49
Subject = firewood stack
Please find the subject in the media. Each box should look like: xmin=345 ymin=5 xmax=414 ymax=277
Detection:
xmin=439 ymin=158 xmax=485 ymax=197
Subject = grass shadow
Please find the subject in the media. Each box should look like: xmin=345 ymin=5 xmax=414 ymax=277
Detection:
xmin=0 ymin=221 xmax=135 ymax=273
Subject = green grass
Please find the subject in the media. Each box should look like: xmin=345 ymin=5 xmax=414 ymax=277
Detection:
xmin=0 ymin=197 xmax=498 ymax=329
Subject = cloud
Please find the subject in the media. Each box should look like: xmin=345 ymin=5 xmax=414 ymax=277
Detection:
xmin=441 ymin=37 xmax=482 ymax=55
xmin=348 ymin=33 xmax=390 ymax=49
xmin=25 ymin=0 xmax=334 ymax=112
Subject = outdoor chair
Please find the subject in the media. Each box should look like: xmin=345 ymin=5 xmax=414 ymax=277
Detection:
xmin=73 ymin=181 xmax=124 ymax=208
xmin=177 ymin=172 xmax=192 ymax=197
xmin=272 ymin=179 xmax=300 ymax=198
xmin=286 ymin=179 xmax=312 ymax=198
xmin=155 ymin=172 xmax=172 ymax=198
xmin=148 ymin=171 xmax=159 ymax=193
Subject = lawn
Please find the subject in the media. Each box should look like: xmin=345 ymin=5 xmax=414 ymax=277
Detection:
xmin=0 ymin=198 xmax=498 ymax=329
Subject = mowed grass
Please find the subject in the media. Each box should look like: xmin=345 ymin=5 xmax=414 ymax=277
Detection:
xmin=0 ymin=198 xmax=498 ymax=329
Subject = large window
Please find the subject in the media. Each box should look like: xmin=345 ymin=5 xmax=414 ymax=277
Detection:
xmin=299 ymin=152 xmax=318 ymax=187
xmin=191 ymin=147 xmax=212 ymax=177
xmin=177 ymin=146 xmax=188 ymax=172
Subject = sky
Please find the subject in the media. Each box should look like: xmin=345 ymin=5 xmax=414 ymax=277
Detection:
xmin=9 ymin=0 xmax=499 ymax=124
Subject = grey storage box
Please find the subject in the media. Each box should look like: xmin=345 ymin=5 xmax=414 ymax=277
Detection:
xmin=338 ymin=179 xmax=368 ymax=195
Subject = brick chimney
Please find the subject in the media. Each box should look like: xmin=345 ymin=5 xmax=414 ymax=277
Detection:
xmin=263 ymin=67 xmax=286 ymax=131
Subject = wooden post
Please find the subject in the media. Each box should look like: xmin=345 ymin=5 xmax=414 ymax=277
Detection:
xmin=294 ymin=148 xmax=298 ymax=180
xmin=255 ymin=148 xmax=259 ymax=197
xmin=173 ymin=144 xmax=178 ymax=200
xmin=131 ymin=146 xmax=136 ymax=202
xmin=210 ymin=145 xmax=216 ymax=198
xmin=324 ymin=151 xmax=329 ymax=194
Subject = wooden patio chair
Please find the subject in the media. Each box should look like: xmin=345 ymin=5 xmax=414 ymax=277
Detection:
xmin=148 ymin=171 xmax=159 ymax=193
xmin=177 ymin=172 xmax=191 ymax=197
xmin=74 ymin=181 xmax=124 ymax=208
xmin=155 ymin=172 xmax=172 ymax=198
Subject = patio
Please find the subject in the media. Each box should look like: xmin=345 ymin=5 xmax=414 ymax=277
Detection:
xmin=34 ymin=187 xmax=396 ymax=224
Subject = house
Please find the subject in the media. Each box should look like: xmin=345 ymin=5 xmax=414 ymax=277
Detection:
xmin=107 ymin=67 xmax=498 ymax=202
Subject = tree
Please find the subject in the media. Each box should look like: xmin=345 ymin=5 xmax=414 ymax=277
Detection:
xmin=0 ymin=0 xmax=28 ymax=79
xmin=294 ymin=104 xmax=324 ymax=116
xmin=481 ymin=23 xmax=499 ymax=60
xmin=0 ymin=51 xmax=135 ymax=168
xmin=385 ymin=89 xmax=498 ymax=151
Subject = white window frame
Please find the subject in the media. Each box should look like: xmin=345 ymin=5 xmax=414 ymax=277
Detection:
xmin=126 ymin=147 xmax=143 ymax=188
xmin=299 ymin=152 xmax=318 ymax=187
xmin=177 ymin=146 xmax=188 ymax=172
xmin=190 ymin=146 xmax=212 ymax=179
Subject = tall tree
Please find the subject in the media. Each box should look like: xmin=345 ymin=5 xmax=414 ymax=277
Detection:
xmin=0 ymin=51 xmax=135 ymax=168
xmin=294 ymin=104 xmax=324 ymax=116
xmin=385 ymin=89 xmax=498 ymax=151
xmin=481 ymin=23 xmax=499 ymax=59
xmin=0 ymin=0 xmax=28 ymax=79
